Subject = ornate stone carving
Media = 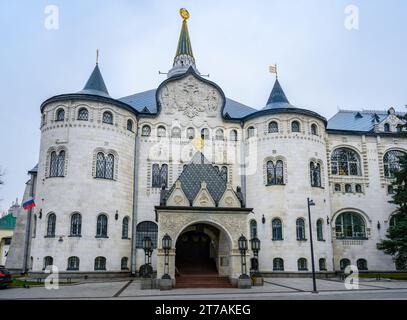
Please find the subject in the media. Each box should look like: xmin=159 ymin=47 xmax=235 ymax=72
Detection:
xmin=158 ymin=75 xmax=222 ymax=118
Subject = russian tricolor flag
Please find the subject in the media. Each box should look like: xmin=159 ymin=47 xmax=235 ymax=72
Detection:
xmin=23 ymin=198 xmax=36 ymax=210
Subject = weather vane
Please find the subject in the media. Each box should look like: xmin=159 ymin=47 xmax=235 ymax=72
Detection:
xmin=269 ymin=64 xmax=278 ymax=79
xmin=180 ymin=8 xmax=190 ymax=20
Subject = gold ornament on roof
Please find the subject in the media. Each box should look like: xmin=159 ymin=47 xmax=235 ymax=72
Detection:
xmin=180 ymin=8 xmax=190 ymax=20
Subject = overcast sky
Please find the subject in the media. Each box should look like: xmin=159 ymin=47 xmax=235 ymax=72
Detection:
xmin=0 ymin=0 xmax=406 ymax=212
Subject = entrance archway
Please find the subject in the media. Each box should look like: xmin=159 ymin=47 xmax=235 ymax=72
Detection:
xmin=175 ymin=223 xmax=226 ymax=276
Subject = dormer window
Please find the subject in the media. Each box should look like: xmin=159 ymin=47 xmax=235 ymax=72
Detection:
xmin=384 ymin=123 xmax=390 ymax=132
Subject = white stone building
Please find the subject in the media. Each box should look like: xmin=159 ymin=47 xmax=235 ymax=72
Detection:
xmin=9 ymin=10 xmax=407 ymax=282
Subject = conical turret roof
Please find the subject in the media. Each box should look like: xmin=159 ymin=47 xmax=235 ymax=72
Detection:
xmin=78 ymin=64 xmax=110 ymax=98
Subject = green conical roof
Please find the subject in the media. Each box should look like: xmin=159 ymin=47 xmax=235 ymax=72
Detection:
xmin=175 ymin=20 xmax=194 ymax=58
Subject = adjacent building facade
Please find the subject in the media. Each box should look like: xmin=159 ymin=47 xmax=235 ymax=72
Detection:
xmin=8 ymin=10 xmax=407 ymax=281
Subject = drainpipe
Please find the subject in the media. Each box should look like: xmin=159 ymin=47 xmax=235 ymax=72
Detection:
xmin=130 ymin=128 xmax=141 ymax=276
xmin=23 ymin=172 xmax=36 ymax=273
xmin=240 ymin=121 xmax=247 ymax=200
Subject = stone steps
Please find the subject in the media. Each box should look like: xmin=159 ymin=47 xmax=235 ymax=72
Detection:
xmin=175 ymin=275 xmax=234 ymax=289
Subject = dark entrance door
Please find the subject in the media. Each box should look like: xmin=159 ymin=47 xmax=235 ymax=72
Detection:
xmin=175 ymin=230 xmax=217 ymax=275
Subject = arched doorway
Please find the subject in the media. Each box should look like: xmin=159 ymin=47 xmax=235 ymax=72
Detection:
xmin=175 ymin=223 xmax=222 ymax=275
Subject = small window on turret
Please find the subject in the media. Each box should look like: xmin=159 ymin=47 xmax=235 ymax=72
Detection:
xmin=56 ymin=108 xmax=65 ymax=122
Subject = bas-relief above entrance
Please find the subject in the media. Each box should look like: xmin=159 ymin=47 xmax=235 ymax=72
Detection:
xmin=159 ymin=75 xmax=223 ymax=119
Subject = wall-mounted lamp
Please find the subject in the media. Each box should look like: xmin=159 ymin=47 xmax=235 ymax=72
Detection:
xmin=39 ymin=209 xmax=42 ymax=219
xmin=58 ymin=236 xmax=63 ymax=243
xmin=377 ymin=221 xmax=381 ymax=230
xmin=262 ymin=215 xmax=266 ymax=224
xmin=326 ymin=216 xmax=330 ymax=225
xmin=115 ymin=210 xmax=119 ymax=221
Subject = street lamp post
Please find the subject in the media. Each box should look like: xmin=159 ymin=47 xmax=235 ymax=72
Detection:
xmin=162 ymin=234 xmax=172 ymax=280
xmin=250 ymin=237 xmax=261 ymax=276
xmin=238 ymin=235 xmax=249 ymax=279
xmin=140 ymin=236 xmax=153 ymax=278
xmin=307 ymin=198 xmax=318 ymax=294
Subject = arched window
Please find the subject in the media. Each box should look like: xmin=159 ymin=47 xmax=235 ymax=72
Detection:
xmin=187 ymin=127 xmax=195 ymax=140
xmin=296 ymin=218 xmax=306 ymax=240
xmin=268 ymin=121 xmax=279 ymax=133
xmin=310 ymin=162 xmax=321 ymax=187
xmin=215 ymin=129 xmax=224 ymax=141
xmin=319 ymin=258 xmax=327 ymax=271
xmin=345 ymin=184 xmax=352 ymax=193
xmin=141 ymin=125 xmax=151 ymax=137
xmin=56 ymin=108 xmax=65 ymax=121
xmin=272 ymin=218 xmax=283 ymax=240
xmin=43 ymin=256 xmax=53 ymax=270
xmin=357 ymin=259 xmax=368 ymax=271
xmin=250 ymin=220 xmax=257 ymax=239
xmin=214 ymin=166 xmax=220 ymax=174
xmin=334 ymin=184 xmax=341 ymax=192
xmin=70 ymin=213 xmax=82 ymax=236
xmin=311 ymin=124 xmax=318 ymax=135
xmin=335 ymin=212 xmax=366 ymax=239
xmin=230 ymin=129 xmax=238 ymax=141
xmin=291 ymin=121 xmax=300 ymax=133
xmin=46 ymin=213 xmax=56 ymax=237
xmin=384 ymin=150 xmax=406 ymax=178
xmin=298 ymin=258 xmax=308 ymax=271
xmin=67 ymin=256 xmax=80 ymax=271
xmin=122 ymin=217 xmax=129 ymax=239
xmin=247 ymin=126 xmax=255 ymax=139
xmin=121 ymin=257 xmax=129 ymax=270
xmin=220 ymin=166 xmax=228 ymax=182
xmin=171 ymin=127 xmax=181 ymax=138
xmin=57 ymin=151 xmax=65 ymax=177
xmin=340 ymin=258 xmax=351 ymax=271
xmin=136 ymin=221 xmax=158 ymax=248
xmin=96 ymin=153 xmax=115 ymax=180
xmin=157 ymin=126 xmax=166 ymax=138
xmin=96 ymin=214 xmax=108 ymax=238
xmin=273 ymin=258 xmax=284 ymax=271
xmin=160 ymin=164 xmax=168 ymax=188
xmin=78 ymin=108 xmax=89 ymax=121
xmin=94 ymin=257 xmax=106 ymax=270
xmin=384 ymin=123 xmax=390 ymax=132
xmin=152 ymin=164 xmax=161 ymax=188
xmin=102 ymin=111 xmax=113 ymax=125
xmin=331 ymin=148 xmax=361 ymax=176
xmin=201 ymin=128 xmax=210 ymax=140
xmin=127 ymin=119 xmax=134 ymax=132
xmin=317 ymin=219 xmax=324 ymax=241
xmin=266 ymin=160 xmax=284 ymax=185
xmin=32 ymin=215 xmax=37 ymax=238
xmin=355 ymin=184 xmax=362 ymax=193
xmin=50 ymin=151 xmax=65 ymax=177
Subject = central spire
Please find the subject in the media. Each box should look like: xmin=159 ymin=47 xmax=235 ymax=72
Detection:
xmin=168 ymin=8 xmax=199 ymax=77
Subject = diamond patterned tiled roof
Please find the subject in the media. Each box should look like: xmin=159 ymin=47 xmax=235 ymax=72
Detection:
xmin=164 ymin=152 xmax=230 ymax=206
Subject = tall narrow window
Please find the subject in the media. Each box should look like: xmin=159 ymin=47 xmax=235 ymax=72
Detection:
xmin=317 ymin=219 xmax=324 ymax=241
xmin=220 ymin=166 xmax=228 ymax=182
xmin=310 ymin=162 xmax=321 ymax=187
xmin=187 ymin=127 xmax=195 ymax=140
xmin=57 ymin=151 xmax=65 ymax=177
xmin=266 ymin=160 xmax=284 ymax=185
xmin=152 ymin=164 xmax=161 ymax=188
xmin=250 ymin=220 xmax=257 ymax=239
xmin=171 ymin=127 xmax=181 ymax=138
xmin=70 ymin=213 xmax=82 ymax=236
xmin=94 ymin=257 xmax=106 ymax=270
xmin=50 ymin=151 xmax=65 ymax=177
xmin=78 ymin=108 xmax=89 ymax=121
xmin=201 ymin=128 xmax=210 ymax=140
xmin=67 ymin=257 xmax=80 ymax=271
xmin=331 ymin=148 xmax=361 ymax=176
xmin=266 ymin=161 xmax=275 ymax=185
xmin=247 ymin=126 xmax=255 ymax=139
xmin=46 ymin=213 xmax=56 ymax=237
xmin=384 ymin=150 xmax=406 ymax=178
xmin=298 ymin=258 xmax=308 ymax=271
xmin=160 ymin=164 xmax=168 ymax=188
xmin=311 ymin=124 xmax=318 ymax=135
xmin=102 ymin=111 xmax=113 ymax=125
xmin=275 ymin=161 xmax=284 ymax=185
xmin=215 ymin=129 xmax=224 ymax=141
xmin=272 ymin=218 xmax=283 ymax=240
xmin=96 ymin=214 xmax=108 ymax=238
xmin=127 ymin=119 xmax=134 ymax=132
xmin=122 ymin=217 xmax=129 ymax=239
xmin=319 ymin=258 xmax=327 ymax=271
xmin=268 ymin=122 xmax=278 ymax=133
xmin=158 ymin=126 xmax=166 ymax=138
xmin=56 ymin=109 xmax=65 ymax=121
xmin=296 ymin=218 xmax=306 ymax=240
xmin=121 ymin=257 xmax=129 ymax=270
xmin=105 ymin=154 xmax=114 ymax=180
xmin=230 ymin=129 xmax=238 ymax=141
xmin=141 ymin=125 xmax=151 ymax=137
xmin=96 ymin=153 xmax=114 ymax=180
xmin=291 ymin=121 xmax=300 ymax=133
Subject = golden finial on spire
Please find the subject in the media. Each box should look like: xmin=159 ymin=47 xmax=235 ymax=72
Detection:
xmin=96 ymin=49 xmax=99 ymax=64
xmin=269 ymin=64 xmax=278 ymax=79
xmin=180 ymin=8 xmax=190 ymax=20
